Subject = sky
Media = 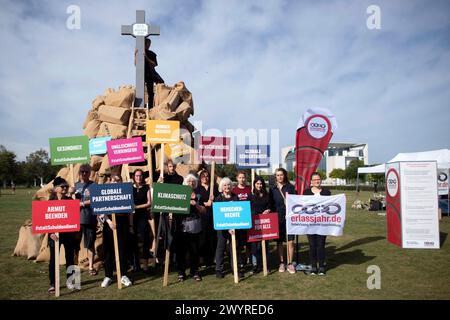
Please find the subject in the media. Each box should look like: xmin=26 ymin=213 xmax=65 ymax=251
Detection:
xmin=0 ymin=0 xmax=449 ymax=164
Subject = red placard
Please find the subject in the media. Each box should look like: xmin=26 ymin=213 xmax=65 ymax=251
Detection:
xmin=32 ymin=200 xmax=80 ymax=234
xmin=247 ymin=213 xmax=279 ymax=242
xmin=196 ymin=136 xmax=230 ymax=164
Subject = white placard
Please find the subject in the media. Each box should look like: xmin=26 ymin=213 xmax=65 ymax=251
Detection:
xmin=437 ymin=169 xmax=449 ymax=196
xmin=133 ymin=23 xmax=148 ymax=36
xmin=399 ymin=161 xmax=440 ymax=249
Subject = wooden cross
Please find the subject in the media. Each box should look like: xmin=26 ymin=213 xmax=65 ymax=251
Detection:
xmin=121 ymin=10 xmax=160 ymax=108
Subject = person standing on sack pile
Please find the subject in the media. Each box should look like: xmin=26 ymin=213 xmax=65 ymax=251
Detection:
xmin=269 ymin=168 xmax=297 ymax=274
xmin=99 ymin=174 xmax=133 ymax=288
xmin=130 ymin=169 xmax=152 ymax=275
xmin=231 ymin=171 xmax=252 ymax=272
xmin=303 ymin=172 xmax=331 ymax=276
xmin=47 ymin=177 xmax=80 ymax=294
xmin=195 ymin=169 xmax=219 ymax=268
xmin=135 ymin=38 xmax=164 ymax=108
xmin=249 ymin=176 xmax=272 ymax=274
xmin=214 ymin=177 xmax=245 ymax=279
xmin=74 ymin=164 xmax=98 ymax=276
xmin=172 ymin=174 xmax=206 ymax=282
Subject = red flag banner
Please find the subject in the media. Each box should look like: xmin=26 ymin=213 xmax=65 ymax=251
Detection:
xmin=295 ymin=109 xmax=337 ymax=195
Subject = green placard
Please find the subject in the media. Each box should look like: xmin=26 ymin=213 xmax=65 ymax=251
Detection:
xmin=49 ymin=135 xmax=90 ymax=165
xmin=152 ymin=183 xmax=191 ymax=214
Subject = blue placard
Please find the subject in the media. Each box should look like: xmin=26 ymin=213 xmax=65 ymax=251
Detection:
xmin=89 ymin=182 xmax=134 ymax=215
xmin=213 ymin=201 xmax=252 ymax=230
xmin=89 ymin=137 xmax=112 ymax=155
xmin=236 ymin=145 xmax=270 ymax=168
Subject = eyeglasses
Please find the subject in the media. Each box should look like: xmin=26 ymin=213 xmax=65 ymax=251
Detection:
xmin=60 ymin=185 xmax=69 ymax=189
xmin=80 ymin=171 xmax=89 ymax=174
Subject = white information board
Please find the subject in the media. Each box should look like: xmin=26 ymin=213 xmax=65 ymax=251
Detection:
xmin=399 ymin=161 xmax=440 ymax=249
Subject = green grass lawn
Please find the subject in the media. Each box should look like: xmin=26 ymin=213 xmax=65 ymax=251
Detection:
xmin=1 ymin=188 xmax=449 ymax=300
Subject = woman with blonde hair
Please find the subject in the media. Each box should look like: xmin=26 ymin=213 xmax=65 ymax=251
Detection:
xmin=172 ymin=174 xmax=206 ymax=281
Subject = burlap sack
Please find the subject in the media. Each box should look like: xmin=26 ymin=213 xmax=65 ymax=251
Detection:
xmin=56 ymin=167 xmax=70 ymax=181
xmin=90 ymin=155 xmax=103 ymax=171
xmin=27 ymin=230 xmax=44 ymax=260
xmin=176 ymin=101 xmax=194 ymax=123
xmin=154 ymin=84 xmax=173 ymax=106
xmin=104 ymin=88 xmax=115 ymax=96
xmin=82 ymin=110 xmax=98 ymax=129
xmin=35 ymin=234 xmax=49 ymax=262
xmin=98 ymin=105 xmax=131 ymax=125
xmin=97 ymin=122 xmax=128 ymax=139
xmin=12 ymin=225 xmax=28 ymax=257
xmin=149 ymin=103 xmax=177 ymax=121
xmin=104 ymin=87 xmax=134 ymax=109
xmin=33 ymin=185 xmax=52 ymax=201
xmin=99 ymin=154 xmax=111 ymax=175
xmin=83 ymin=120 xmax=102 ymax=139
xmin=176 ymin=163 xmax=202 ymax=178
xmin=161 ymin=89 xmax=181 ymax=112
xmin=92 ymin=95 xmax=106 ymax=111
xmin=174 ymin=81 xmax=193 ymax=107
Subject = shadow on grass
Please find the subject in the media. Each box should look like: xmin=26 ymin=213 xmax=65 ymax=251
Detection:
xmin=325 ymin=246 xmax=376 ymax=271
xmin=440 ymin=232 xmax=448 ymax=247
xmin=335 ymin=236 xmax=385 ymax=252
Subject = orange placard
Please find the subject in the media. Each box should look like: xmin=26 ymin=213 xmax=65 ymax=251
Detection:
xmin=146 ymin=120 xmax=180 ymax=144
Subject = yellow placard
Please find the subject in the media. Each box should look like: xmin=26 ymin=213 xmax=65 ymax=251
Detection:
xmin=146 ymin=120 xmax=180 ymax=144
xmin=164 ymin=142 xmax=190 ymax=158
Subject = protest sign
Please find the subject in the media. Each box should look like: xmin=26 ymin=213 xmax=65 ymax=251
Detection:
xmin=89 ymin=182 xmax=134 ymax=215
xmin=49 ymin=136 xmax=89 ymax=165
xmin=286 ymin=194 xmax=346 ymax=236
xmin=106 ymin=137 xmax=145 ymax=166
xmin=152 ymin=183 xmax=191 ymax=214
xmin=146 ymin=120 xmax=180 ymax=144
xmin=236 ymin=145 xmax=270 ymax=168
xmin=213 ymin=201 xmax=252 ymax=230
xmin=196 ymin=136 xmax=230 ymax=164
xmin=89 ymin=136 xmax=112 ymax=155
xmin=32 ymin=200 xmax=80 ymax=234
xmin=247 ymin=213 xmax=279 ymax=242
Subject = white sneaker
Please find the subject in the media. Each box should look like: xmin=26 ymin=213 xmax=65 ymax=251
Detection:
xmin=101 ymin=277 xmax=113 ymax=288
xmin=121 ymin=275 xmax=132 ymax=287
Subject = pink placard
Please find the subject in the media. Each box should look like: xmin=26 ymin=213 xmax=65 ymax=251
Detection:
xmin=106 ymin=137 xmax=145 ymax=166
xmin=196 ymin=136 xmax=230 ymax=164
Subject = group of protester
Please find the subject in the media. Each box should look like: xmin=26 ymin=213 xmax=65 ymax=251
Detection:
xmin=46 ymin=161 xmax=331 ymax=293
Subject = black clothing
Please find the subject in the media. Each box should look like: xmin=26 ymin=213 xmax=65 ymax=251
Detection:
xmin=269 ymin=183 xmax=296 ymax=242
xmin=249 ymin=192 xmax=272 ymax=215
xmin=307 ymin=234 xmax=327 ymax=268
xmin=173 ymin=196 xmax=202 ymax=276
xmin=102 ymin=214 xmax=129 ymax=278
xmin=132 ymin=185 xmax=151 ymax=266
xmin=195 ymin=184 xmax=219 ymax=265
xmin=303 ymin=188 xmax=331 ymax=196
xmin=48 ymin=194 xmax=79 ymax=286
xmin=163 ymin=172 xmax=184 ymax=185
xmin=144 ymin=49 xmax=164 ymax=108
xmin=302 ymin=187 xmax=331 ymax=268
xmin=214 ymin=193 xmax=242 ymax=273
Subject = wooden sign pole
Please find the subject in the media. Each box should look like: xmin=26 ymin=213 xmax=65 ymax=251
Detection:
xmin=112 ymin=214 xmax=122 ymax=289
xmin=163 ymin=213 xmax=172 ymax=287
xmin=231 ymin=231 xmax=239 ymax=284
xmin=160 ymin=143 xmax=165 ymax=179
xmin=54 ymin=233 xmax=60 ymax=297
xmin=251 ymin=168 xmax=255 ymax=192
xmin=209 ymin=161 xmax=216 ymax=198
xmin=262 ymin=240 xmax=268 ymax=276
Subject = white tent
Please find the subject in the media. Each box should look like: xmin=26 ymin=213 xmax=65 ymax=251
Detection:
xmin=356 ymin=149 xmax=450 ymax=189
xmin=388 ymin=149 xmax=450 ymax=169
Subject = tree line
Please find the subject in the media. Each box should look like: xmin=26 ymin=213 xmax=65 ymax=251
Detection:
xmin=0 ymin=145 xmax=62 ymax=188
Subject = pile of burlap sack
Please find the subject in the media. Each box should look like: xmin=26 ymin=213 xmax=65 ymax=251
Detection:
xmin=13 ymin=82 xmax=202 ymax=268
